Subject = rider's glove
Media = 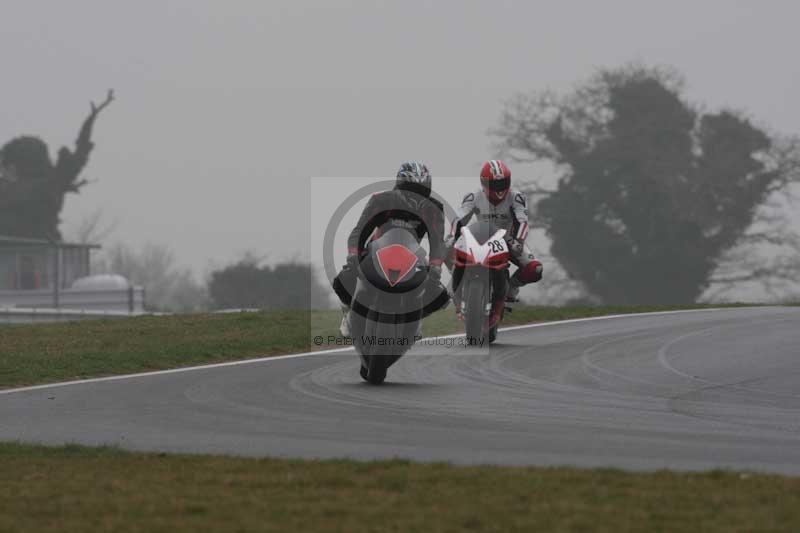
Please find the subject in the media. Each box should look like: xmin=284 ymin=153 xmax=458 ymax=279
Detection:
xmin=506 ymin=236 xmax=523 ymax=255
xmin=345 ymin=253 xmax=360 ymax=271
xmin=443 ymin=237 xmax=457 ymax=271
xmin=429 ymin=264 xmax=442 ymax=284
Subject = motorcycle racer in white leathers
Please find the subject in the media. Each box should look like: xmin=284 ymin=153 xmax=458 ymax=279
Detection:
xmin=450 ymin=160 xmax=543 ymax=308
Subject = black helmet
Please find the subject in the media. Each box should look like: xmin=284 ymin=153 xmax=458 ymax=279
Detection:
xmin=395 ymin=161 xmax=432 ymax=197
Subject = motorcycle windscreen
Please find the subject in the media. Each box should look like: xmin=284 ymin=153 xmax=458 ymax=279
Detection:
xmin=467 ymin=220 xmax=503 ymax=245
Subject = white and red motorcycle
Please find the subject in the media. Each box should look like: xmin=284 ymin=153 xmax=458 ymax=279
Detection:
xmin=451 ymin=220 xmax=512 ymax=345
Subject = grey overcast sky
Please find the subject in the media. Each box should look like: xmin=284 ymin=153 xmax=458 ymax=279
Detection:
xmin=1 ymin=0 xmax=799 ymax=276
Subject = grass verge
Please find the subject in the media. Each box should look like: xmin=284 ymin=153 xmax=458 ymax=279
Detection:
xmin=0 ymin=442 xmax=798 ymax=533
xmin=0 ymin=303 xmax=754 ymax=389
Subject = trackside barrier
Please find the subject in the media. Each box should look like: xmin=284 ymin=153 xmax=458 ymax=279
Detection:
xmin=0 ymin=307 xmax=150 ymax=324
xmin=0 ymin=287 xmax=145 ymax=313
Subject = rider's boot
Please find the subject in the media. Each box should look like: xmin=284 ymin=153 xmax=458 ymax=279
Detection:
xmin=454 ymin=301 xmax=464 ymax=321
xmin=450 ymin=283 xmax=464 ymax=320
xmin=339 ymin=305 xmax=351 ymax=337
xmin=506 ymin=276 xmax=522 ymax=302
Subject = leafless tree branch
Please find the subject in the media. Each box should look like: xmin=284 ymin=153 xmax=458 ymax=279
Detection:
xmin=90 ymin=89 xmax=115 ymax=115
xmin=70 ymin=208 xmax=119 ymax=244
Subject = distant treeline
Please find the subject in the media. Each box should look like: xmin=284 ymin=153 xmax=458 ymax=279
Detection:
xmin=5 ymin=66 xmax=800 ymax=309
xmin=92 ymin=244 xmax=331 ymax=312
xmin=208 ymin=259 xmax=330 ymax=310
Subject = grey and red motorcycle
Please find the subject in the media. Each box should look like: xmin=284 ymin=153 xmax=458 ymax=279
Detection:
xmin=349 ymin=227 xmax=446 ymax=384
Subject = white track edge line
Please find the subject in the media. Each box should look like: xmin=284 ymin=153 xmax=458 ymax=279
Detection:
xmin=0 ymin=306 xmax=762 ymax=396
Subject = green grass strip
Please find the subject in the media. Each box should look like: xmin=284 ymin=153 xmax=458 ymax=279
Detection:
xmin=0 ymin=442 xmax=797 ymax=532
xmin=0 ymin=304 xmax=759 ymax=388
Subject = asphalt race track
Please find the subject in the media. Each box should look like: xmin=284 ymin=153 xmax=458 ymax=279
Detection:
xmin=2 ymin=307 xmax=800 ymax=474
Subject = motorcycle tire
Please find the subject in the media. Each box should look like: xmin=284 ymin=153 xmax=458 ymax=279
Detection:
xmin=465 ymin=280 xmax=486 ymax=346
xmin=366 ymin=351 xmax=388 ymax=385
xmin=488 ymin=324 xmax=498 ymax=344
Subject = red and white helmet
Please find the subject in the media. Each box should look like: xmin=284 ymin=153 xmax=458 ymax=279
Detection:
xmin=480 ymin=159 xmax=511 ymax=205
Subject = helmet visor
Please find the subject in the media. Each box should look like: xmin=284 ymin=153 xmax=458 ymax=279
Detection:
xmin=482 ymin=177 xmax=510 ymax=192
xmin=396 ymin=179 xmax=431 ymax=197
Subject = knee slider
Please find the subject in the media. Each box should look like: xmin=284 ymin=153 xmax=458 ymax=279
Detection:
xmin=517 ymin=260 xmax=543 ymax=283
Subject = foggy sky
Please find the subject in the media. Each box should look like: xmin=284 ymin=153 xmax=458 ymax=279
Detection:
xmin=1 ymin=0 xmax=799 ymax=278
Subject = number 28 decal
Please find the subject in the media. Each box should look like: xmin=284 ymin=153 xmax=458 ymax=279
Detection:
xmin=488 ymin=240 xmax=505 ymax=253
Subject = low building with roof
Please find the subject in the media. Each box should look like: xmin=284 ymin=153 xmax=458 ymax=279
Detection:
xmin=0 ymin=235 xmax=144 ymax=314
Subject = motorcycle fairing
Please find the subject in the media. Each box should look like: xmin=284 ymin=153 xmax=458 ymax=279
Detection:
xmin=454 ymin=226 xmax=510 ymax=269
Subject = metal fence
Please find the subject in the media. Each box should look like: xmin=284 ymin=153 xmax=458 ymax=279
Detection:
xmin=0 ymin=307 xmax=149 ymax=324
xmin=0 ymin=287 xmax=145 ymax=314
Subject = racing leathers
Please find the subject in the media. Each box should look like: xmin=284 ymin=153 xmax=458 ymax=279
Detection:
xmin=347 ymin=189 xmax=446 ymax=265
xmin=332 ymin=188 xmax=450 ymax=333
xmin=450 ymin=188 xmax=542 ymax=303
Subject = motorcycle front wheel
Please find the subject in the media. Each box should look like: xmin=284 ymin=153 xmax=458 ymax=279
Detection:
xmin=464 ymin=280 xmax=486 ymax=346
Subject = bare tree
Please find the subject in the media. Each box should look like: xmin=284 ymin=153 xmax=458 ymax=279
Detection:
xmin=94 ymin=242 xmax=208 ymax=312
xmin=0 ymin=90 xmax=115 ymax=239
xmin=67 ymin=208 xmax=119 ymax=244
xmin=54 ymin=90 xmax=115 ymax=195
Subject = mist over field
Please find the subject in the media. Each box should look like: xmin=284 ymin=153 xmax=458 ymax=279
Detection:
xmin=2 ymin=0 xmax=799 ymax=307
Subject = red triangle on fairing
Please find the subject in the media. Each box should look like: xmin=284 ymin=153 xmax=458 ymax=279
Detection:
xmin=376 ymin=244 xmax=418 ymax=287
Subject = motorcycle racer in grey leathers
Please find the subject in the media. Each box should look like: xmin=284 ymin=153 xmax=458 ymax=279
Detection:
xmin=333 ymin=161 xmax=449 ymax=336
